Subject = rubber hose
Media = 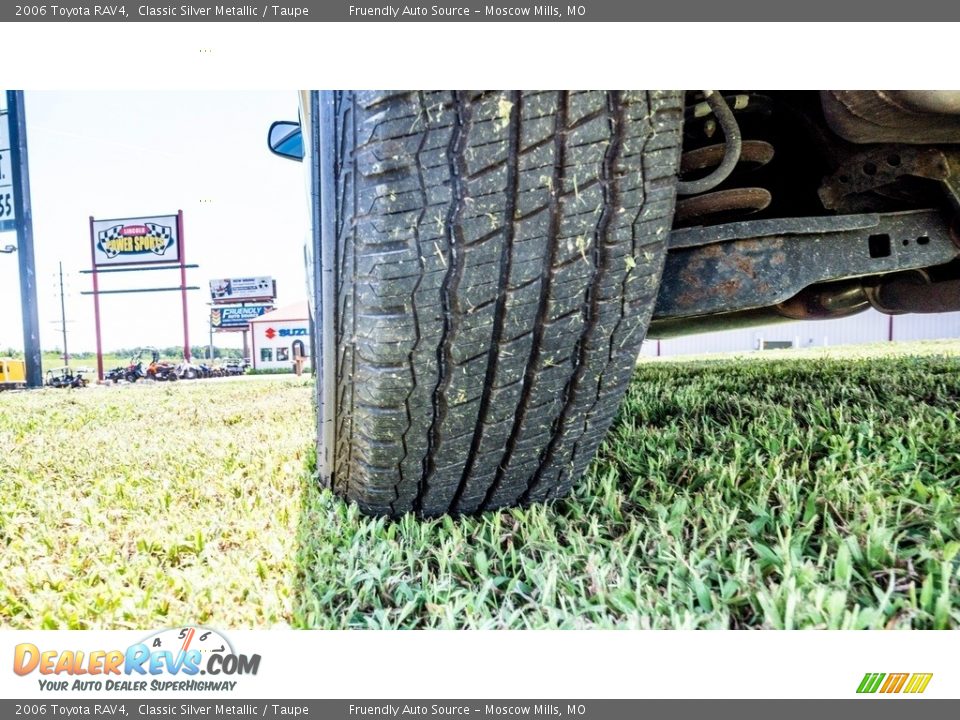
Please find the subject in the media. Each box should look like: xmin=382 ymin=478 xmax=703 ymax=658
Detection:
xmin=676 ymin=91 xmax=743 ymax=196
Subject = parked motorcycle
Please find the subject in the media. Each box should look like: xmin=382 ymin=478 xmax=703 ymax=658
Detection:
xmin=144 ymin=348 xmax=178 ymax=381
xmin=45 ymin=367 xmax=88 ymax=389
xmin=176 ymin=360 xmax=202 ymax=380
xmin=124 ymin=360 xmax=146 ymax=383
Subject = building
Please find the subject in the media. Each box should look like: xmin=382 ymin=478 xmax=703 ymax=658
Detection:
xmin=248 ymin=301 xmax=312 ymax=371
xmin=640 ymin=309 xmax=960 ymax=357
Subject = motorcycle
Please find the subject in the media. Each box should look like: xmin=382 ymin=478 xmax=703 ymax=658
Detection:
xmin=124 ymin=361 xmax=146 ymax=383
xmin=176 ymin=360 xmax=203 ymax=380
xmin=45 ymin=367 xmax=89 ymax=389
xmin=144 ymin=348 xmax=178 ymax=382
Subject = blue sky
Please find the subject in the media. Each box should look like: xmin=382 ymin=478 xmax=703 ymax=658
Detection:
xmin=0 ymin=90 xmax=306 ymax=355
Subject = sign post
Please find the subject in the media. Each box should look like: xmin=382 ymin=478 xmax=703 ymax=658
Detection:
xmin=178 ymin=210 xmax=189 ymax=361
xmin=88 ymin=216 xmax=104 ymax=381
xmin=6 ymin=90 xmax=42 ymax=388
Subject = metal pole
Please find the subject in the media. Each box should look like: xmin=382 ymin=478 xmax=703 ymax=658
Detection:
xmin=7 ymin=90 xmax=41 ymax=387
xmin=59 ymin=261 xmax=68 ymax=367
xmin=178 ymin=209 xmax=190 ymax=361
xmin=89 ymin=216 xmax=104 ymax=382
xmin=208 ymin=317 xmax=214 ymax=360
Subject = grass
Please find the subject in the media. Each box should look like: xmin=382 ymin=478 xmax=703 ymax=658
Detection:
xmin=32 ymin=352 xmax=182 ymax=370
xmin=1 ymin=341 xmax=958 ymax=629
xmin=0 ymin=378 xmax=311 ymax=629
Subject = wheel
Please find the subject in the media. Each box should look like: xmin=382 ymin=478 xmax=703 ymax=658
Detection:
xmin=187 ymin=369 xmax=198 ymax=380
xmin=318 ymin=90 xmax=683 ymax=517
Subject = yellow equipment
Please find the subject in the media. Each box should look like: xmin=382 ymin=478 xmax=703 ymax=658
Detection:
xmin=0 ymin=358 xmax=26 ymax=390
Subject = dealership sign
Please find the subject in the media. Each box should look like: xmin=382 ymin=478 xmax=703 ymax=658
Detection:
xmin=0 ymin=111 xmax=14 ymax=233
xmin=91 ymin=214 xmax=180 ymax=266
xmin=211 ymin=304 xmax=272 ymax=330
xmin=210 ymin=277 xmax=276 ymax=303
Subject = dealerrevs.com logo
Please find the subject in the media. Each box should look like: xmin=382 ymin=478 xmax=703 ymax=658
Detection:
xmin=13 ymin=627 xmax=260 ymax=692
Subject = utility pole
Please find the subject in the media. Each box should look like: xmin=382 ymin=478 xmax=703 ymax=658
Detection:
xmin=6 ymin=91 xmax=42 ymax=387
xmin=58 ymin=261 xmax=69 ymax=367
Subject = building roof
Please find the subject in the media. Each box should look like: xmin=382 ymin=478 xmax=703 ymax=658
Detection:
xmin=249 ymin=300 xmax=311 ymax=324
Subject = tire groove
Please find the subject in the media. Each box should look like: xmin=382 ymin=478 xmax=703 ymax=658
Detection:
xmin=480 ymin=91 xmax=567 ymax=512
xmin=450 ymin=91 xmax=523 ymax=515
xmin=520 ymin=91 xmax=622 ymax=504
xmin=563 ymin=93 xmax=643 ymax=490
xmin=415 ymin=92 xmax=468 ymax=514
xmin=391 ymin=90 xmax=431 ymax=516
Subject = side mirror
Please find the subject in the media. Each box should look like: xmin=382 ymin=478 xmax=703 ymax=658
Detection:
xmin=268 ymin=120 xmax=304 ymax=161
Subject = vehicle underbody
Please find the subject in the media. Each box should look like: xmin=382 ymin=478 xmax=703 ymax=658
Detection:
xmin=647 ymin=90 xmax=960 ymax=339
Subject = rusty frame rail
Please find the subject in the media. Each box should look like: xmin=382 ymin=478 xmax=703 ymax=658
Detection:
xmin=650 ymin=209 xmax=960 ymax=335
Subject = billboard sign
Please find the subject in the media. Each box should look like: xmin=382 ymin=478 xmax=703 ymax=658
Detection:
xmin=0 ymin=111 xmax=14 ymax=233
xmin=210 ymin=277 xmax=276 ymax=303
xmin=91 ymin=214 xmax=180 ymax=266
xmin=211 ymin=304 xmax=272 ymax=330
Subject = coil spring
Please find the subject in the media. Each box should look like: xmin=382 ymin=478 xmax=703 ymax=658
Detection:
xmin=675 ymin=93 xmax=775 ymax=227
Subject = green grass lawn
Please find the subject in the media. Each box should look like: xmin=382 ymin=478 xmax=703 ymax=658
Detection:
xmin=2 ymin=342 xmax=958 ymax=629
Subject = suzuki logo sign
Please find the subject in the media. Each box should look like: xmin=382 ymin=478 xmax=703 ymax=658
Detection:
xmin=264 ymin=327 xmax=306 ymax=340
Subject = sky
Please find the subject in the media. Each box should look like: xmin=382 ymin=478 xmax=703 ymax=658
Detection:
xmin=0 ymin=90 xmax=307 ymax=355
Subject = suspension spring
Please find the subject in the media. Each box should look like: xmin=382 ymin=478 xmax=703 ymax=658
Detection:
xmin=675 ymin=92 xmax=776 ymax=227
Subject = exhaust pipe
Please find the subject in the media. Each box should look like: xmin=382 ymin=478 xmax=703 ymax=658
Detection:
xmin=648 ymin=267 xmax=960 ymax=340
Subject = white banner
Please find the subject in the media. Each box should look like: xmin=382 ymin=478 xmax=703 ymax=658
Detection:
xmin=0 ymin=630 xmax=955 ymax=700
xmin=210 ymin=277 xmax=276 ymax=303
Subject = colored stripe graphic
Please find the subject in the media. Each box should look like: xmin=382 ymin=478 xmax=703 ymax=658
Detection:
xmin=857 ymin=672 xmax=932 ymax=694
xmin=857 ymin=673 xmax=885 ymax=694
xmin=903 ymin=674 xmax=934 ymax=694
xmin=880 ymin=673 xmax=909 ymax=693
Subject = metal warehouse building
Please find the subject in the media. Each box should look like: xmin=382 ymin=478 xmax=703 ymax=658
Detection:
xmin=640 ymin=310 xmax=960 ymax=357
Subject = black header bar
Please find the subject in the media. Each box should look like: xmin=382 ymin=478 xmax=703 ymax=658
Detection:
xmin=3 ymin=0 xmax=960 ymax=21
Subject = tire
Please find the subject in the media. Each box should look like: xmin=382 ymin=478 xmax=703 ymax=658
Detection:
xmin=320 ymin=90 xmax=683 ymax=517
